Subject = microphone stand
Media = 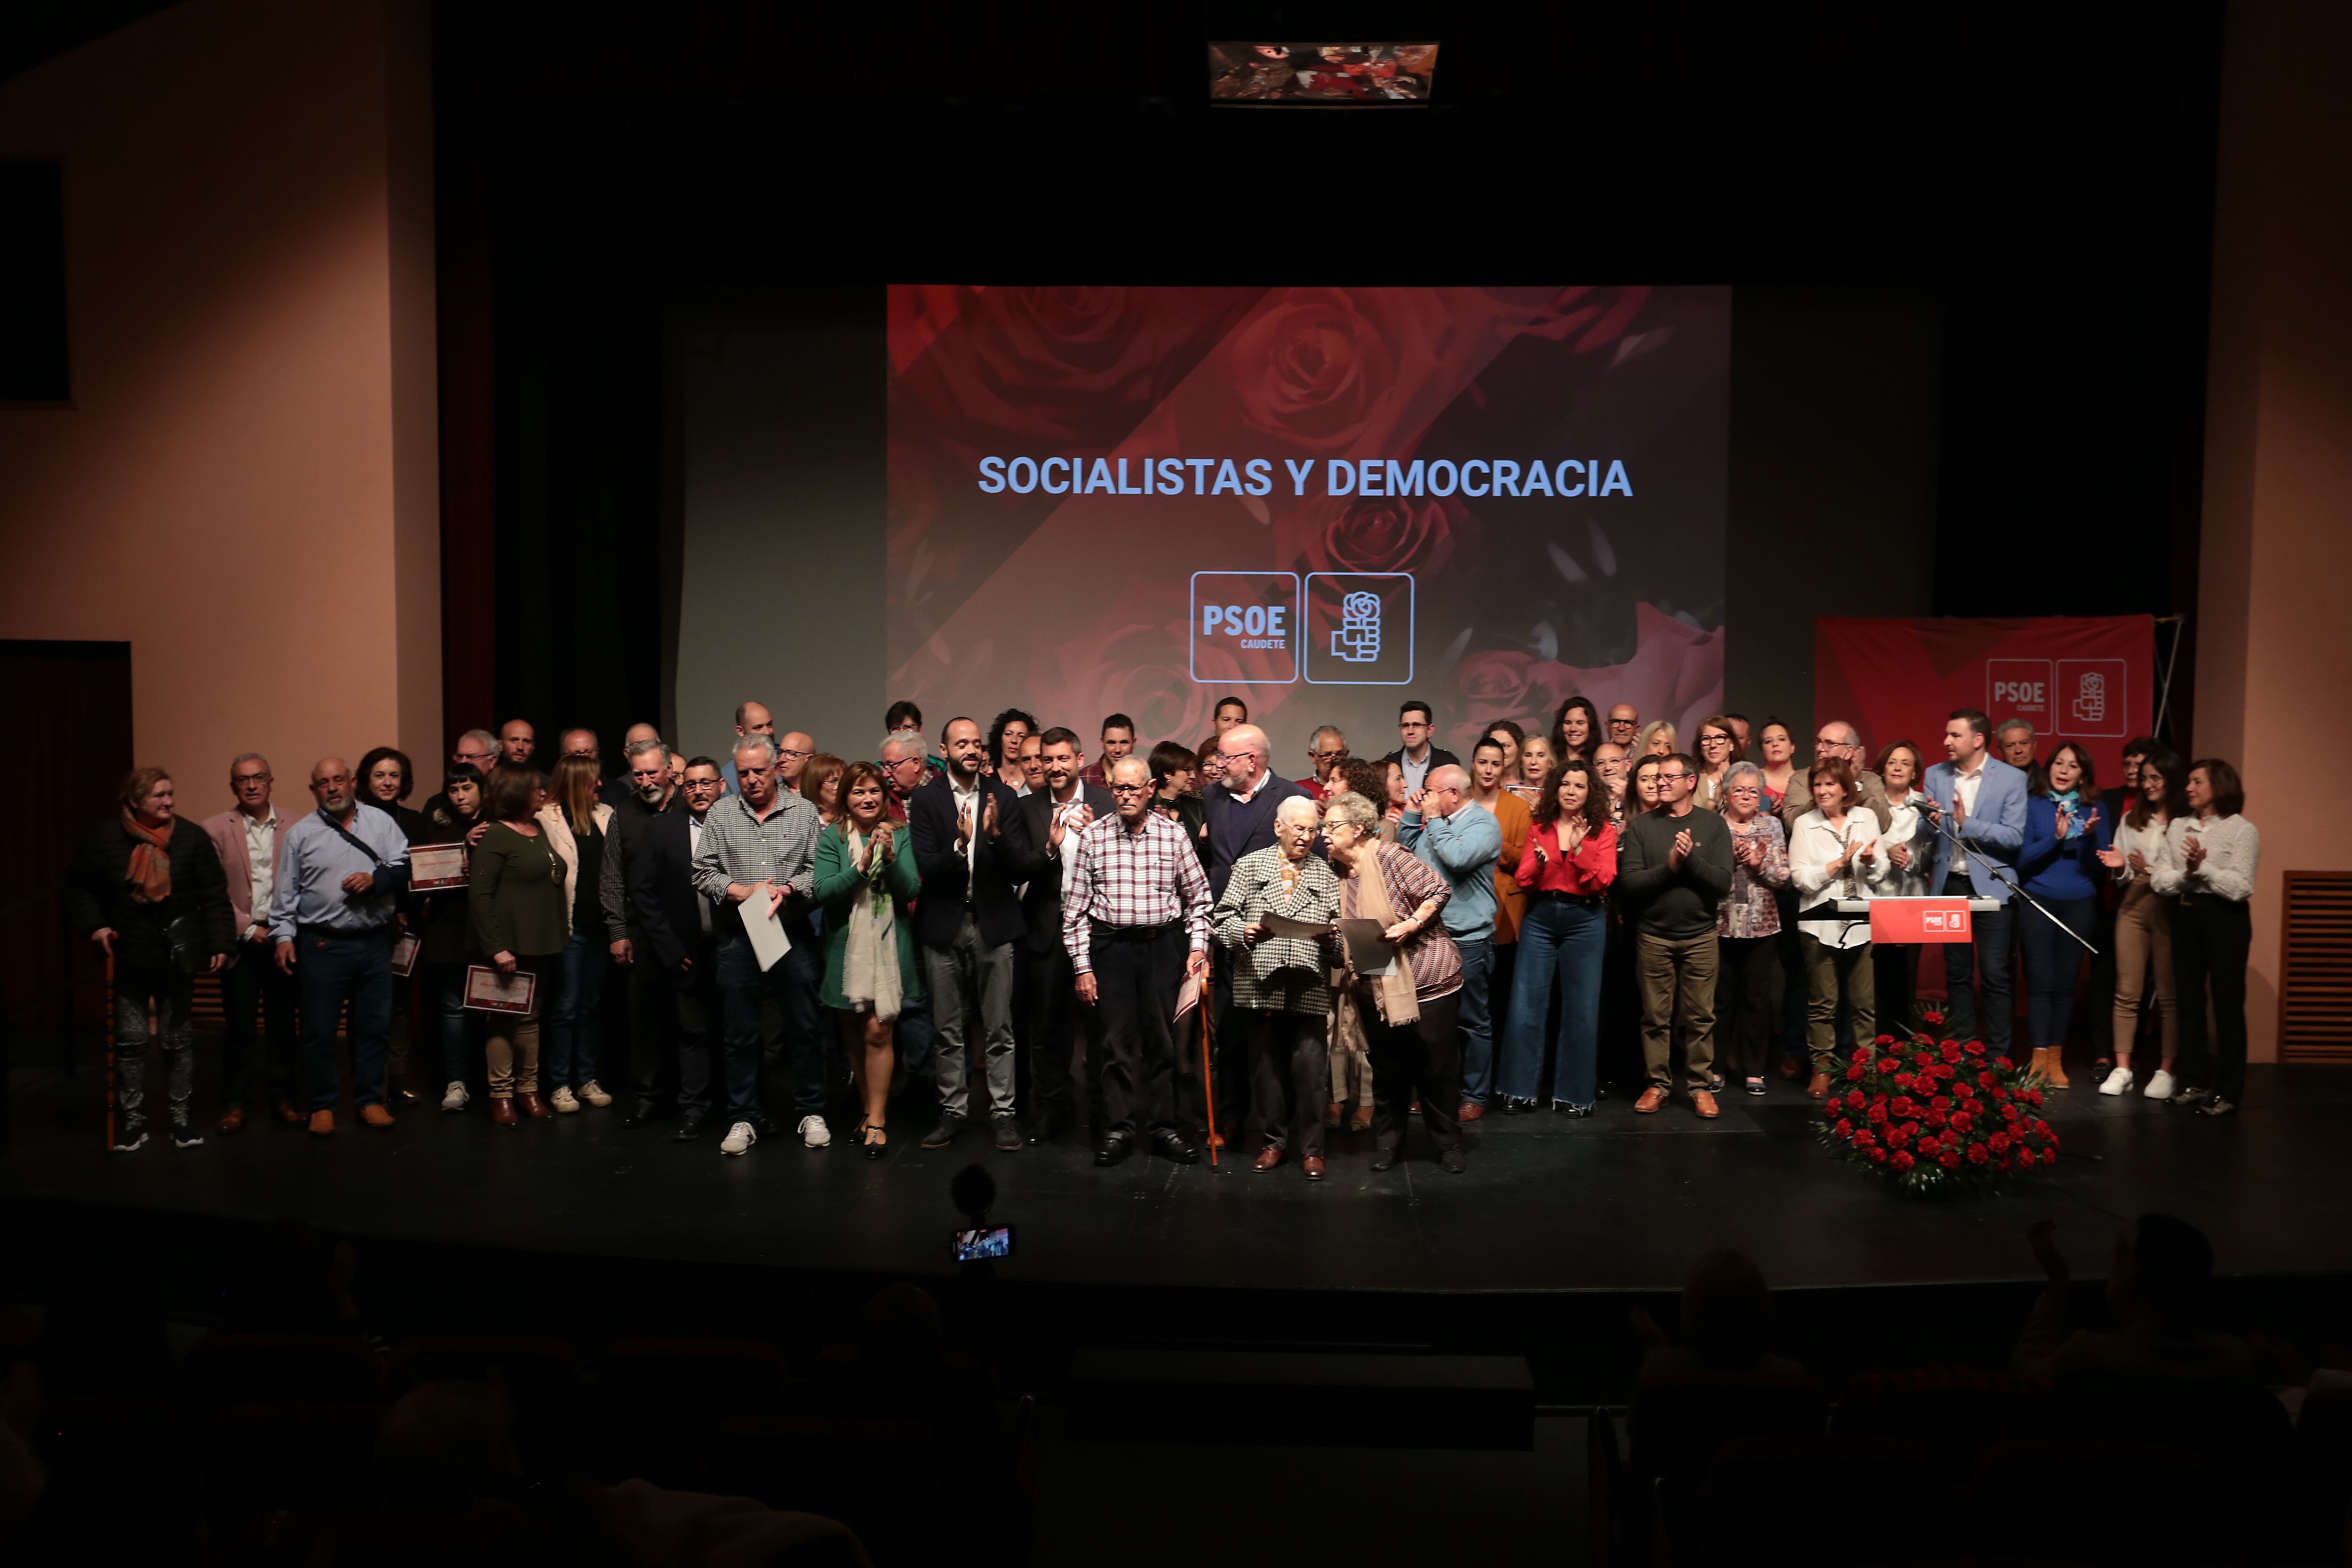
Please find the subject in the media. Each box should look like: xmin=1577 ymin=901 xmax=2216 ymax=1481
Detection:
xmin=1914 ymin=792 xmax=2096 ymax=956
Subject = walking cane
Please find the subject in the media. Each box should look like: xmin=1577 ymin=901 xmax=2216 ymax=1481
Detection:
xmin=102 ymin=949 xmax=118 ymax=1151
xmin=1199 ymin=958 xmax=1219 ymax=1168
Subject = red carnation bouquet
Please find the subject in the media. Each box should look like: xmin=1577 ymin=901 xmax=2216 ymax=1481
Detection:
xmin=1816 ymin=1013 xmax=2060 ymax=1197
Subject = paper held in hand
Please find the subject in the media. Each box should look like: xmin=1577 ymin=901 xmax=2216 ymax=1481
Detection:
xmin=408 ymin=841 xmax=469 ymax=892
xmin=463 ymin=963 xmax=535 ymax=1014
xmin=389 ymin=933 xmax=420 ymax=978
xmin=740 ymin=882 xmax=793 ymax=972
xmin=1257 ymin=911 xmax=1336 ymax=941
xmin=1175 ymin=972 xmax=1200 ymax=1021
xmin=1336 ymin=917 xmax=1395 ymax=977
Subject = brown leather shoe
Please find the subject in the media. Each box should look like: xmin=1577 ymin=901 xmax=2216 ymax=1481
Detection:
xmin=1775 ymin=1058 xmax=1802 ymax=1080
xmin=517 ymin=1091 xmax=551 ymax=1120
xmin=307 ymin=1109 xmax=334 ymax=1136
xmin=1252 ymin=1146 xmax=1283 ymax=1173
xmin=216 ymin=1107 xmax=246 ymax=1136
xmin=1634 ymin=1086 xmax=1668 ymax=1114
xmin=359 ymin=1104 xmax=394 ymax=1130
xmin=1458 ymin=1100 xmax=1485 ymax=1122
xmin=276 ymin=1100 xmax=307 ymax=1127
xmin=490 ymin=1095 xmax=518 ymax=1127
xmin=1324 ymin=1102 xmax=1342 ymax=1130
xmin=1206 ymin=1130 xmax=1224 ymax=1149
xmin=1693 ymin=1090 xmax=1721 ymax=1120
xmin=1302 ymin=1155 xmax=1327 ymax=1180
xmin=1347 ymin=1107 xmax=1372 ymax=1133
xmin=1807 ymin=1071 xmax=1832 ymax=1099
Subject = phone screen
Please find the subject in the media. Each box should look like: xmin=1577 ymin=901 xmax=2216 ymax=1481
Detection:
xmin=952 ymin=1226 xmax=1015 ymax=1262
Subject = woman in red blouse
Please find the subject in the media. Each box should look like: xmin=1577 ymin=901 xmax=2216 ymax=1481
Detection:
xmin=1496 ymin=760 xmax=1619 ymax=1115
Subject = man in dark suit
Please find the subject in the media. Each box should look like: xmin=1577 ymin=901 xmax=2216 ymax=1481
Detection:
xmin=1002 ymin=727 xmax=1115 ymax=1143
xmin=603 ymin=736 xmax=678 ymax=1125
xmin=1199 ymin=723 xmax=1315 ymax=1140
xmin=626 ymin=757 xmax=726 ymax=1141
xmin=908 ymin=717 xmax=1027 ymax=1152
xmin=1379 ymin=698 xmax=1461 ymax=796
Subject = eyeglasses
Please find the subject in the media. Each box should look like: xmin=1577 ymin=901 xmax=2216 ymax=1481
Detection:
xmin=1608 ymin=718 xmax=1637 ymax=730
xmin=778 ymin=749 xmax=812 ymax=762
xmin=1216 ymin=749 xmax=1260 ymax=764
xmin=1108 ymin=783 xmax=1150 ymax=796
xmin=1311 ymin=750 xmax=1345 ymax=763
xmin=1726 ymin=785 xmax=1761 ymax=797
xmin=1657 ymin=772 xmax=1692 ymax=784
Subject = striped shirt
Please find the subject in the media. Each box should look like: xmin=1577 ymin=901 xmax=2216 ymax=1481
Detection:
xmin=1061 ymin=809 xmax=1213 ymax=972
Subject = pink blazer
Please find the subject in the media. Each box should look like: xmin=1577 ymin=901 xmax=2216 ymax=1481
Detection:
xmin=204 ymin=806 xmax=304 ymax=937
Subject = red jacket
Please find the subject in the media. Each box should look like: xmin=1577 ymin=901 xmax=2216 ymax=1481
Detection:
xmin=1515 ymin=820 xmax=1618 ymax=898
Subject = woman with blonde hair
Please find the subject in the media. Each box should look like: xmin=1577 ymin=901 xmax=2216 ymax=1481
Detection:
xmin=1638 ymin=719 xmax=1678 ymax=759
xmin=535 ymin=754 xmax=616 ymax=1112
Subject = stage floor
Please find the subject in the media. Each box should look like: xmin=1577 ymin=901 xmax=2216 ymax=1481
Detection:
xmin=8 ymin=1058 xmax=2349 ymax=1299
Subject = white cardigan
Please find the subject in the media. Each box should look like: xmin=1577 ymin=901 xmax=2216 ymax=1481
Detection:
xmin=1788 ymin=807 xmax=1890 ymax=950
xmin=534 ymin=801 xmax=614 ymax=938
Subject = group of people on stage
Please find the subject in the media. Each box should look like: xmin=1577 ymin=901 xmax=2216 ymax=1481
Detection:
xmin=70 ymin=693 xmax=2262 ymax=1169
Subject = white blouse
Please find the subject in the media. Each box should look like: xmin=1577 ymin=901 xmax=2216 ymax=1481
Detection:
xmin=1879 ymin=797 xmax=1931 ymax=899
xmin=2108 ymin=813 xmax=2176 ymax=891
xmin=2151 ymin=813 xmax=2259 ymax=903
xmin=1788 ymin=808 xmax=1891 ymax=950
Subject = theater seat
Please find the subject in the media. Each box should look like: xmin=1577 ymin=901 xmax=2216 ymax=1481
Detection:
xmin=1700 ymin=1433 xmax=1946 ymax=1566
xmin=1835 ymin=1367 xmax=2056 ymax=1468
xmin=1971 ymin=1438 xmax=2211 ymax=1567
xmin=186 ymin=1330 xmax=387 ymax=1407
xmin=706 ymin=1416 xmax=941 ymax=1566
xmin=206 ymin=1402 xmax=386 ymax=1539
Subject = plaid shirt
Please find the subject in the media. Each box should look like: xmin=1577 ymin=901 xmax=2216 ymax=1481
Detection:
xmin=691 ymin=788 xmax=820 ymax=934
xmin=1061 ymin=809 xmax=1213 ymax=972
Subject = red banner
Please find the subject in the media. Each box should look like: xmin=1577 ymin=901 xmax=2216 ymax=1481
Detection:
xmin=1813 ymin=616 xmax=2156 ymax=782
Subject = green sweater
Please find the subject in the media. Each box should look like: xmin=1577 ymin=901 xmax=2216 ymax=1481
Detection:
xmin=813 ymin=822 xmax=926 ymax=1011
xmin=469 ymin=822 xmax=570 ymax=959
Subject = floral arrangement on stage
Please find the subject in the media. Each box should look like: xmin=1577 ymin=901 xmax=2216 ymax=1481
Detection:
xmin=1817 ymin=1013 xmax=2060 ymax=1198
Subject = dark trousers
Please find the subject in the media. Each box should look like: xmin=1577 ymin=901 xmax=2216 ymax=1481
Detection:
xmin=220 ymin=940 xmax=298 ymax=1109
xmin=1369 ymin=990 xmax=1464 ymax=1155
xmin=1019 ymin=944 xmax=1081 ymax=1129
xmin=622 ymin=939 xmax=679 ymax=1106
xmin=1873 ymin=942 xmax=1918 ymax=1037
xmin=1938 ymin=875 xmax=2016 ymax=1057
xmin=1599 ymin=911 xmax=1643 ymax=1091
xmin=2173 ymin=893 xmax=2252 ymax=1103
xmin=112 ymin=963 xmax=194 ymax=1125
xmin=422 ymin=961 xmax=477 ymax=1087
xmin=662 ymin=937 xmax=720 ymax=1117
xmin=715 ymin=935 xmax=822 ymax=1123
xmin=546 ymin=931 xmax=606 ymax=1090
xmin=1083 ymin=922 xmax=1183 ymax=1138
xmin=1717 ymin=934 xmax=1780 ymax=1081
xmin=1240 ymin=1004 xmax=1328 ymax=1158
xmin=1455 ymin=936 xmax=1494 ymax=1106
xmin=294 ymin=930 xmax=394 ymax=1111
xmin=2019 ymin=895 xmax=2096 ymax=1054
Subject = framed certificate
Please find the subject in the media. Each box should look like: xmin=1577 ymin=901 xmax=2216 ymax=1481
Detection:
xmin=389 ymin=934 xmax=420 ymax=978
xmin=410 ymin=841 xmax=469 ymax=891
xmin=462 ymin=963 xmax=536 ymax=1014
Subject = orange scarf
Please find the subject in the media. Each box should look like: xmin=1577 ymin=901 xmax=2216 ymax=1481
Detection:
xmin=122 ymin=809 xmax=173 ymax=903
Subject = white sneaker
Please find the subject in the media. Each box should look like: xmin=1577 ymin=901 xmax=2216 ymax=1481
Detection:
xmin=441 ymin=1081 xmax=469 ymax=1112
xmin=578 ymin=1079 xmax=612 ymax=1108
xmin=551 ymin=1087 xmax=580 ymax=1114
xmin=2098 ymin=1066 xmax=2134 ymax=1097
xmin=799 ymin=1114 xmax=831 ymax=1149
xmin=720 ymin=1120 xmax=756 ymax=1156
xmin=2143 ymin=1068 xmax=2177 ymax=1100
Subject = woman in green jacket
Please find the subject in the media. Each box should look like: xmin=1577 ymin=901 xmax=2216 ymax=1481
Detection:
xmin=814 ymin=761 xmax=924 ymax=1159
xmin=467 ymin=765 xmax=570 ymax=1127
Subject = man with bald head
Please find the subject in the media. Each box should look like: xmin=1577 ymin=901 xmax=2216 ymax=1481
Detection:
xmin=499 ymin=720 xmax=536 ymax=768
xmin=1398 ymin=763 xmax=1503 ymax=1121
xmin=721 ymin=701 xmax=776 ymax=795
xmin=1199 ymin=722 xmax=1315 ymax=1139
xmin=269 ymin=757 xmax=413 ymax=1135
xmin=1780 ymin=718 xmax=1893 ymax=839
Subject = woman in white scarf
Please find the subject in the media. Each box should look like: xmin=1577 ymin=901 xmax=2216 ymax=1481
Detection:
xmin=813 ymin=762 xmax=924 ymax=1158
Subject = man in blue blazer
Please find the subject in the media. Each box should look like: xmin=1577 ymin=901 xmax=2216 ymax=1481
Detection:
xmin=907 ymin=717 xmax=1027 ymax=1152
xmin=1921 ymin=708 xmax=2030 ymax=1060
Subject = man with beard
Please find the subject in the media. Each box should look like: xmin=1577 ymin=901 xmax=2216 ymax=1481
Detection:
xmin=908 ymin=718 xmax=1027 ymax=1152
xmin=602 ymin=722 xmax=665 ymax=806
xmin=603 ymin=737 xmax=682 ymax=1125
xmin=1003 ymin=728 xmax=1115 ymax=1142
xmin=270 ymin=758 xmax=413 ymax=1134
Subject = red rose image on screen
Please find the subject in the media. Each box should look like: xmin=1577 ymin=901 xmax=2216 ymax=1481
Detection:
xmin=1036 ymin=596 xmax=1300 ymax=749
xmin=1226 ymin=288 xmax=1445 ymax=454
xmin=1443 ymin=603 xmax=1724 ymax=756
xmin=1275 ymin=490 xmax=1466 ymax=581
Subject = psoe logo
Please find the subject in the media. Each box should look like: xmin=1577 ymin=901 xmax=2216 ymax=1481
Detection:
xmin=1189 ymin=572 xmax=1300 ymax=684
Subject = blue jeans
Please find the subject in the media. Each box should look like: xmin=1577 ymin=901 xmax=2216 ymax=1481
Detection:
xmin=294 ymin=930 xmax=394 ymax=1111
xmin=425 ymin=961 xmax=475 ymax=1087
xmin=1455 ymin=935 xmax=1494 ymax=1106
xmin=546 ymin=931 xmax=606 ymax=1090
xmin=1500 ymin=897 xmax=1606 ymax=1105
xmin=2018 ymin=894 xmax=2095 ymax=1054
xmin=713 ymin=935 xmax=826 ymax=1123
